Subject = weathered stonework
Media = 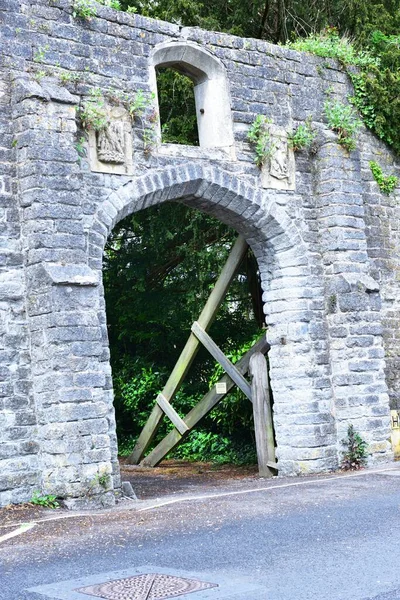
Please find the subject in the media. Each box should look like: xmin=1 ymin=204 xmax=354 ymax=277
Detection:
xmin=0 ymin=0 xmax=399 ymax=507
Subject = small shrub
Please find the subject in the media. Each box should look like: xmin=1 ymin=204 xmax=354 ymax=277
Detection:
xmin=341 ymin=424 xmax=368 ymax=470
xmin=30 ymin=491 xmax=60 ymax=509
xmin=33 ymin=45 xmax=49 ymax=63
xmin=288 ymin=117 xmax=316 ymax=152
xmin=78 ymin=88 xmax=108 ymax=132
xmin=59 ymin=71 xmax=82 ymax=85
xmin=324 ymin=100 xmax=362 ymax=151
xmin=370 ymin=161 xmax=398 ymax=195
xmin=247 ymin=115 xmax=274 ymax=168
xmin=107 ymin=88 xmax=154 ymax=121
xmin=72 ymin=0 xmax=97 ymax=19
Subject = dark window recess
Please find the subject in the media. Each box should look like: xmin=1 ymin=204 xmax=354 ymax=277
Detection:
xmin=156 ymin=67 xmax=199 ymax=146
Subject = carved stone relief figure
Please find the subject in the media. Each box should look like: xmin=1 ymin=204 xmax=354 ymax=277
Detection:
xmin=270 ymin=136 xmax=289 ymax=181
xmin=88 ymin=106 xmax=133 ymax=175
xmin=261 ymin=124 xmax=295 ymax=191
xmin=97 ymin=121 xmax=126 ymax=164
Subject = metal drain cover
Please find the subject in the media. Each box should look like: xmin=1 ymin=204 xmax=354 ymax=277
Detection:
xmin=76 ymin=573 xmax=218 ymax=600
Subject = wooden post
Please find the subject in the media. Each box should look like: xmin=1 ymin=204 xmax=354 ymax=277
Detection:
xmin=127 ymin=235 xmax=249 ymax=465
xmin=249 ymin=352 xmax=276 ymax=477
xmin=141 ymin=335 xmax=270 ymax=467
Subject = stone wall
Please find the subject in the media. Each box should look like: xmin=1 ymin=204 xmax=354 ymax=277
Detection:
xmin=0 ymin=0 xmax=398 ymax=507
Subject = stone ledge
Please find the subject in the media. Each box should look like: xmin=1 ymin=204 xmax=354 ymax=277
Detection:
xmin=43 ymin=264 xmax=99 ymax=287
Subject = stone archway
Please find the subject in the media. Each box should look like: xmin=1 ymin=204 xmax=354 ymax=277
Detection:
xmin=85 ymin=163 xmax=337 ymax=500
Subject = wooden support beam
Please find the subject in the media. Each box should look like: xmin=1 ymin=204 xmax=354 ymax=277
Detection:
xmin=156 ymin=394 xmax=189 ymax=436
xmin=191 ymin=321 xmax=252 ymax=401
xmin=249 ymin=352 xmax=276 ymax=478
xmin=127 ymin=236 xmax=249 ymax=465
xmin=141 ymin=334 xmax=270 ymax=467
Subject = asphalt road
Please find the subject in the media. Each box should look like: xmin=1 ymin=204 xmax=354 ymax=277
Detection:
xmin=1 ymin=465 xmax=400 ymax=600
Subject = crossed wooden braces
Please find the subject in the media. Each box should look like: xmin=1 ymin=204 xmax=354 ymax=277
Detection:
xmin=127 ymin=236 xmax=277 ymax=476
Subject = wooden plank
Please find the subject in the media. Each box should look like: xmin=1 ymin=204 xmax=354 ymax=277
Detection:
xmin=141 ymin=334 xmax=270 ymax=467
xmin=249 ymin=352 xmax=276 ymax=478
xmin=191 ymin=321 xmax=252 ymax=401
xmin=156 ymin=394 xmax=189 ymax=436
xmin=127 ymin=235 xmax=249 ymax=465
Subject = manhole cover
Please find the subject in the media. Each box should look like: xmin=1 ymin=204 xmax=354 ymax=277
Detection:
xmin=76 ymin=573 xmax=218 ymax=600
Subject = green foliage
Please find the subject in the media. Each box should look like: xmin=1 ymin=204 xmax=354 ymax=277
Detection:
xmin=157 ymin=68 xmax=199 ymax=145
xmin=30 ymin=491 xmax=60 ymax=509
xmin=78 ymin=88 xmax=108 ymax=132
xmin=33 ymin=45 xmax=49 ymax=63
xmin=370 ymin=161 xmax=398 ymax=194
xmin=72 ymin=0 xmax=97 ymax=19
xmin=171 ymin=431 xmax=257 ymax=465
xmin=341 ymin=424 xmax=368 ymax=470
xmin=247 ymin=115 xmax=274 ymax=168
xmin=287 ymin=28 xmax=379 ymax=68
xmin=351 ymin=31 xmax=400 ymax=153
xmin=59 ymin=71 xmax=82 ymax=85
xmin=72 ymin=0 xmax=121 ymax=19
xmin=324 ymin=100 xmax=362 ymax=151
xmin=103 ymin=0 xmax=121 ymax=8
xmin=288 ymin=29 xmax=399 ymax=155
xmin=288 ymin=117 xmax=317 ymax=152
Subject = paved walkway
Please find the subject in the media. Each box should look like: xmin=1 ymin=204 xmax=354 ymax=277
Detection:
xmin=1 ymin=464 xmax=400 ymax=600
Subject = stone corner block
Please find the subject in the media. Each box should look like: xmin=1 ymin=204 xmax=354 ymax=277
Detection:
xmin=44 ymin=264 xmax=99 ymax=287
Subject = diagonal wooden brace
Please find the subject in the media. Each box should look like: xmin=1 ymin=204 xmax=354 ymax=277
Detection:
xmin=141 ymin=334 xmax=270 ymax=467
xmin=156 ymin=394 xmax=189 ymax=436
xmin=127 ymin=236 xmax=249 ymax=465
xmin=191 ymin=321 xmax=252 ymax=401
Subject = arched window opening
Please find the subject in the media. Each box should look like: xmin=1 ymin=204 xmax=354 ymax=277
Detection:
xmin=150 ymin=41 xmax=235 ymax=156
xmin=156 ymin=67 xmax=199 ymax=146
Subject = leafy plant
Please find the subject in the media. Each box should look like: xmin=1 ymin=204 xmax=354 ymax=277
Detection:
xmin=72 ymin=0 xmax=97 ymax=19
xmin=247 ymin=115 xmax=274 ymax=168
xmin=324 ymin=100 xmax=362 ymax=151
xmin=341 ymin=424 xmax=368 ymax=470
xmin=78 ymin=88 xmax=108 ymax=132
xmin=30 ymin=491 xmax=60 ymax=509
xmin=59 ymin=71 xmax=82 ymax=85
xmin=288 ymin=117 xmax=316 ymax=152
xmin=108 ymin=88 xmax=155 ymax=121
xmin=33 ymin=44 xmax=49 ymax=63
xmin=370 ymin=161 xmax=398 ymax=195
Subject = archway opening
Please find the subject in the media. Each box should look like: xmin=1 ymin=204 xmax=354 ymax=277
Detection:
xmin=103 ymin=201 xmax=271 ymax=494
xmin=156 ymin=67 xmax=199 ymax=146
